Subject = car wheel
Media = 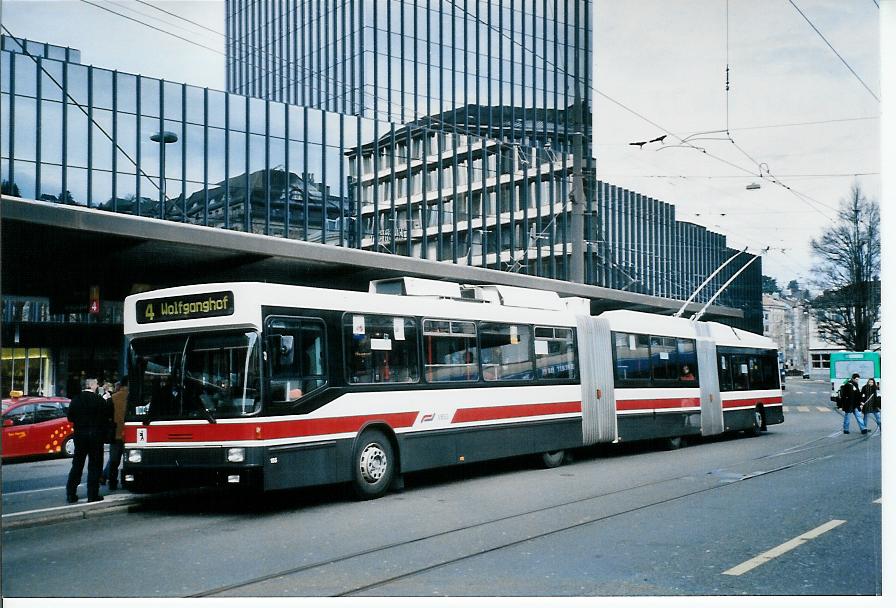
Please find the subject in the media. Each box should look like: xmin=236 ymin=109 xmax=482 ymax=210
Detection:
xmin=351 ymin=429 xmax=395 ymax=500
xmin=62 ymin=436 xmax=76 ymax=457
xmin=540 ymin=449 xmax=567 ymax=468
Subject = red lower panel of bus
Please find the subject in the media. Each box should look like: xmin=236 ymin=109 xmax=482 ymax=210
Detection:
xmin=722 ymin=396 xmax=783 ymax=409
xmin=616 ymin=397 xmax=701 ymax=411
xmin=124 ymin=412 xmax=419 ymax=443
xmin=451 ymin=401 xmax=581 ymax=423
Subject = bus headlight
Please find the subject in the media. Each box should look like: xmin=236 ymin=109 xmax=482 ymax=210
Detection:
xmin=226 ymin=447 xmax=246 ymax=463
xmin=127 ymin=449 xmax=143 ymax=463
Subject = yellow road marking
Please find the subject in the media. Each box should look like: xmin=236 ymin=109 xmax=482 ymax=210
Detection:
xmin=723 ymin=520 xmax=846 ymax=576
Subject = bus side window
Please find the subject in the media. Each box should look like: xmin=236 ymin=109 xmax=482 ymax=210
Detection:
xmin=344 ymin=314 xmax=419 ymax=385
xmin=267 ymin=317 xmax=327 ymax=404
xmin=718 ymin=354 xmax=733 ymax=391
xmin=732 ymin=356 xmax=749 ymax=391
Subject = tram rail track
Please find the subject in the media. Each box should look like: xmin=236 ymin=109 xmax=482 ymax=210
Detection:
xmin=189 ymin=430 xmax=872 ymax=597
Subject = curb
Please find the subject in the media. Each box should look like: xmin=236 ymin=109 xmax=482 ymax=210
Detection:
xmin=2 ymin=496 xmax=142 ymax=530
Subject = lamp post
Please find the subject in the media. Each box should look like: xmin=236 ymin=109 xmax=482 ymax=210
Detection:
xmin=151 ymin=130 xmax=178 ymax=219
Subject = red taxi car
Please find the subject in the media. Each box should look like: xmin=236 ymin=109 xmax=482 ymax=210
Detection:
xmin=2 ymin=395 xmax=74 ymax=459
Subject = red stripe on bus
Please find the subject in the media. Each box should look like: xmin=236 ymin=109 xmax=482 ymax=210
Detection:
xmin=616 ymin=397 xmax=701 ymax=411
xmin=124 ymin=412 xmax=419 ymax=443
xmin=451 ymin=401 xmax=582 ymax=424
xmin=722 ymin=396 xmax=783 ymax=409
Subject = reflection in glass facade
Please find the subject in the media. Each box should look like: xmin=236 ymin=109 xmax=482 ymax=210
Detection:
xmin=1 ymin=27 xmax=761 ymax=332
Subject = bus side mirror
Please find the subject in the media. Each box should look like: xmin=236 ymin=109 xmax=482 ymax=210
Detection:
xmin=3 ymin=418 xmax=14 ymax=427
xmin=270 ymin=335 xmax=294 ymax=366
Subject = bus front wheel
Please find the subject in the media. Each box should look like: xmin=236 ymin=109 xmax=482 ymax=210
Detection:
xmin=351 ymin=429 xmax=395 ymax=500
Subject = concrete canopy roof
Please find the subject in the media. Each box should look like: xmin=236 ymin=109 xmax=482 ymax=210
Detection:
xmin=1 ymin=196 xmax=742 ymax=321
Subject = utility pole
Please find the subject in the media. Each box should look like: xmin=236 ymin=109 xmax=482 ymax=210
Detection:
xmin=569 ymin=80 xmax=586 ymax=283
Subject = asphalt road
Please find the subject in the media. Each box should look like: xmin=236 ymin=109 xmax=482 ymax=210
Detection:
xmin=1 ymin=378 xmax=881 ymax=598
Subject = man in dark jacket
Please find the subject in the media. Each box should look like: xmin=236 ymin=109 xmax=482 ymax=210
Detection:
xmin=65 ymin=378 xmax=114 ymax=503
xmin=840 ymin=373 xmax=868 ymax=435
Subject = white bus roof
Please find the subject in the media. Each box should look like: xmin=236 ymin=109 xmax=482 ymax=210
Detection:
xmin=597 ymin=310 xmax=776 ymax=350
xmin=123 ymin=282 xmax=578 ymax=337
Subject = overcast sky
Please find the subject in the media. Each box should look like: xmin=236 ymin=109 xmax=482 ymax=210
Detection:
xmin=2 ymin=0 xmax=886 ymax=289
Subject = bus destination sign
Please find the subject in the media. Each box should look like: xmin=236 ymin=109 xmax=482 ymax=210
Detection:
xmin=136 ymin=291 xmax=234 ymax=324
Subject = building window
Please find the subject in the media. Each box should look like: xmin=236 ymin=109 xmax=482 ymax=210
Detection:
xmin=811 ymin=353 xmax=831 ymax=369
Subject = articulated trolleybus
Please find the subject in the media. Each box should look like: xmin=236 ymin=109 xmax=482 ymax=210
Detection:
xmin=121 ymin=278 xmax=783 ymax=498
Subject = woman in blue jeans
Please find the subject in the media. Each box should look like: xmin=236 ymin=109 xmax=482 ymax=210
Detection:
xmin=861 ymin=378 xmax=880 ymax=431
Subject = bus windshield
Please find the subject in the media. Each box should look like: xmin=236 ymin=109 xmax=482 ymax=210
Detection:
xmin=128 ymin=331 xmax=261 ymax=420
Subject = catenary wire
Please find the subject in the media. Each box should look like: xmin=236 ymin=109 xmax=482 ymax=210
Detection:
xmin=786 ymin=0 xmax=879 ymax=102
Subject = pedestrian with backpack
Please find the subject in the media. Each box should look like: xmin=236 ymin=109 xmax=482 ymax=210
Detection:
xmin=839 ymin=373 xmax=868 ymax=435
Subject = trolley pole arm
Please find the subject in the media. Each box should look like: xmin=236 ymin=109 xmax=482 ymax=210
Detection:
xmin=672 ymin=247 xmax=747 ymax=317
xmin=691 ymin=250 xmax=764 ymax=322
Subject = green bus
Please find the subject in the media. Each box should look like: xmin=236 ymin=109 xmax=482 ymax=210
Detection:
xmin=829 ymin=351 xmax=881 ymax=396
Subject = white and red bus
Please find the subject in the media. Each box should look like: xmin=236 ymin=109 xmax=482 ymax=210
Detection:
xmin=121 ymin=278 xmax=782 ymax=498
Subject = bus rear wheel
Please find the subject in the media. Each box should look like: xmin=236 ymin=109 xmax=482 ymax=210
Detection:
xmin=351 ymin=429 xmax=395 ymax=500
xmin=664 ymin=436 xmax=683 ymax=450
xmin=749 ymin=408 xmax=764 ymax=437
xmin=540 ymin=449 xmax=567 ymax=469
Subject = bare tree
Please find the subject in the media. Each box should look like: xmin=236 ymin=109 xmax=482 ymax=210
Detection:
xmin=809 ymin=184 xmax=880 ymax=351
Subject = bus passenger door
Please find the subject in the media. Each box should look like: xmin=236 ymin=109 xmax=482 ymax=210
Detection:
xmin=575 ymin=315 xmax=617 ymax=445
xmin=695 ymin=335 xmax=723 ymax=436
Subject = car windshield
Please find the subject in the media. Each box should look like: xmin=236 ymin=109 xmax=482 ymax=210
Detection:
xmin=128 ymin=331 xmax=261 ymax=420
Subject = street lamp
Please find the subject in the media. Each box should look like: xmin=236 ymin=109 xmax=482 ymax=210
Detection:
xmin=151 ymin=130 xmax=178 ymax=219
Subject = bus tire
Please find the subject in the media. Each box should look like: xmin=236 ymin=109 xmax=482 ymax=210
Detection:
xmin=749 ymin=408 xmax=764 ymax=437
xmin=664 ymin=436 xmax=683 ymax=450
xmin=351 ymin=429 xmax=395 ymax=500
xmin=540 ymin=449 xmax=567 ymax=469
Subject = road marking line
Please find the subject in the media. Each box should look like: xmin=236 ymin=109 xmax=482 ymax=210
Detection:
xmin=782 ymin=407 xmax=790 ymax=413
xmin=3 ymin=485 xmax=70 ymax=496
xmin=816 ymin=406 xmax=828 ymax=412
xmin=797 ymin=406 xmax=811 ymax=413
xmin=874 ymin=498 xmax=882 ymax=504
xmin=723 ymin=520 xmax=846 ymax=576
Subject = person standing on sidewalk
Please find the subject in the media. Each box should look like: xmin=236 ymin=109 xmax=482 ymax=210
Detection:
xmin=839 ymin=373 xmax=868 ymax=435
xmin=65 ymin=378 xmax=114 ymax=503
xmin=101 ymin=376 xmax=128 ymax=491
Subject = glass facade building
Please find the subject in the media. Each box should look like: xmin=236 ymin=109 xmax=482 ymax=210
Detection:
xmin=1 ymin=19 xmax=761 ymax=394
